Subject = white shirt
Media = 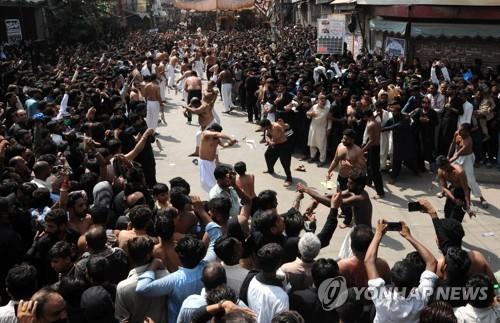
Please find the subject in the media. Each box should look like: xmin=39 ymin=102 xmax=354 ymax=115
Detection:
xmin=458 ymin=101 xmax=473 ymax=127
xmin=0 ymin=300 xmax=18 ymax=323
xmin=313 ymin=66 xmax=326 ymax=83
xmin=427 ymin=93 xmax=445 ymax=114
xmin=223 ymin=263 xmax=249 ymax=295
xmin=30 ymin=178 xmax=51 ymax=191
xmin=454 ymin=304 xmax=500 ymax=323
xmin=247 ymin=276 xmax=289 ymax=323
xmin=368 ymin=270 xmax=438 ymax=323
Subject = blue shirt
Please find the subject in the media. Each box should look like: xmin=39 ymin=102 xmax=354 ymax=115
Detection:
xmin=136 ymin=222 xmax=221 ymax=323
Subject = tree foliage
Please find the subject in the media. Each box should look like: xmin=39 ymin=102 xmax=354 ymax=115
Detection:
xmin=46 ymin=0 xmax=120 ymax=43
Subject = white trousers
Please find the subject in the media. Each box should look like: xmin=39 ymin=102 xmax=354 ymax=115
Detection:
xmin=454 ymin=153 xmax=483 ymax=198
xmin=310 ymin=143 xmax=327 ymax=163
xmin=199 ymin=158 xmax=216 ymax=193
xmin=146 ymin=101 xmax=160 ymax=130
xmin=221 ymin=83 xmax=233 ymax=112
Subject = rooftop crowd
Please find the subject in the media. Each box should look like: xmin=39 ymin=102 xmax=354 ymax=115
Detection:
xmin=0 ymin=24 xmax=499 ymax=323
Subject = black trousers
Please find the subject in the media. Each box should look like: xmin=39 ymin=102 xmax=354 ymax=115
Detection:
xmin=186 ymin=89 xmax=202 ymax=122
xmin=444 ymin=186 xmax=466 ymax=223
xmin=337 ymin=175 xmax=353 ymax=225
xmin=246 ymin=95 xmax=259 ymax=122
xmin=265 ymin=140 xmax=292 ymax=181
xmin=367 ymin=145 xmax=384 ymax=196
xmin=391 ymin=155 xmax=417 ymax=179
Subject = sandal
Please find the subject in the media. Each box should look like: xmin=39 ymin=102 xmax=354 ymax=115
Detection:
xmin=294 ymin=165 xmax=306 ymax=172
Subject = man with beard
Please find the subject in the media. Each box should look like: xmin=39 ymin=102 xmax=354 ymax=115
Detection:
xmin=413 ymin=96 xmax=438 ymax=171
xmin=382 ymin=101 xmax=418 ymax=184
xmin=436 ymin=155 xmax=474 ymax=223
xmin=327 ymin=90 xmax=347 ymax=159
xmin=144 ymin=74 xmax=162 ymax=131
xmin=8 ymin=109 xmax=29 ymax=136
xmin=65 ymin=190 xmax=92 ymax=236
xmin=219 ymin=64 xmax=236 ymax=113
xmin=326 ymin=129 xmax=366 ymax=227
xmin=244 ymin=68 xmax=261 ymax=123
xmin=362 ymin=110 xmax=384 ymax=198
xmin=260 ymin=119 xmax=294 ymax=187
xmin=26 ymin=209 xmax=79 ymax=286
xmin=437 ymin=85 xmax=463 ymax=155
xmin=298 ymin=173 xmax=372 ymax=258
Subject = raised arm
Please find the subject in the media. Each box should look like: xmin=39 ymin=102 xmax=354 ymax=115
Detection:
xmin=296 ymin=183 xmax=331 ymax=207
xmin=365 ymin=219 xmax=387 ymax=280
xmin=399 ymin=222 xmax=437 ymax=272
xmin=124 ymin=128 xmax=155 ymax=161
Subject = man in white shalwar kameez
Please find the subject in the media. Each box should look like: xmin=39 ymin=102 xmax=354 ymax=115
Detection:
xmin=307 ymin=94 xmax=331 ymax=166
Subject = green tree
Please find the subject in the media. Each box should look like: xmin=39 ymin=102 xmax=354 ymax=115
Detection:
xmin=46 ymin=0 xmax=119 ymax=43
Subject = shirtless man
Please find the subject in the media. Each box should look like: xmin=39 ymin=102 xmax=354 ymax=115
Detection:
xmin=327 ymin=129 xmax=367 ymax=226
xmin=205 ymin=80 xmax=221 ymax=124
xmin=183 ymin=71 xmax=202 ymax=124
xmin=167 ymin=53 xmax=179 ymax=89
xmin=362 ymin=109 xmax=384 ymax=198
xmin=436 ymin=155 xmax=474 ymax=223
xmin=153 ymin=208 xmax=183 ymax=273
xmin=205 ymin=49 xmax=217 ymax=80
xmin=259 ymin=118 xmax=293 ymax=187
xmin=156 ymin=54 xmax=167 ymax=124
xmin=143 ymin=74 xmax=162 ymax=131
xmin=448 ymin=123 xmax=487 ymax=207
xmin=417 ymin=199 xmax=497 ymax=284
xmin=199 ymin=123 xmax=237 ymax=193
xmin=234 ymin=161 xmax=256 ymax=218
xmin=219 ymin=64 xmax=236 ymax=113
xmin=185 ymin=96 xmax=216 ymax=157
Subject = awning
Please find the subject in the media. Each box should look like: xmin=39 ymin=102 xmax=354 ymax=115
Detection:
xmin=369 ymin=18 xmax=407 ymax=35
xmin=330 ymin=0 xmax=356 ymax=4
xmin=355 ymin=0 xmax=499 ymax=5
xmin=411 ymin=23 xmax=500 ymax=39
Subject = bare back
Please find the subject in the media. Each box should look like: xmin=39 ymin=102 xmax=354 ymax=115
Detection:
xmin=199 ymin=131 xmax=219 ymax=161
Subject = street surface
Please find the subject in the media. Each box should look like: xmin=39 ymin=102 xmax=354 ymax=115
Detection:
xmin=154 ymin=85 xmax=500 ymax=271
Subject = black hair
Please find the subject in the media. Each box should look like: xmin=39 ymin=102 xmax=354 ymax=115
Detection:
xmin=466 ymin=274 xmax=494 ymax=308
xmin=234 ymin=161 xmax=247 ymax=176
xmin=67 ymin=190 xmax=87 ymax=210
xmin=48 ymin=241 xmax=72 ymax=260
xmin=391 ymin=260 xmax=419 ymax=290
xmin=436 ymin=155 xmax=450 ymax=168
xmin=311 ymin=258 xmax=339 ymax=288
xmin=343 ymin=128 xmax=356 ymax=139
xmin=437 ymin=218 xmax=465 ymax=253
xmin=207 ymin=123 xmax=223 ymax=132
xmin=259 ymin=119 xmax=271 ymax=128
xmin=271 ymin=311 xmax=305 ymax=323
xmin=45 ymin=208 xmax=68 ymax=225
xmin=257 ymin=190 xmax=277 ymax=210
xmin=283 ymin=209 xmax=303 ymax=237
xmin=205 ymin=285 xmax=237 ymax=306
xmin=155 ymin=213 xmax=176 ymax=241
xmin=420 ymin=301 xmax=457 ymax=323
xmin=350 ymin=224 xmax=374 ymax=253
xmin=128 ymin=205 xmax=152 ymax=230
xmin=107 ymin=139 xmax=122 ymax=154
xmin=170 ymin=191 xmax=192 ymax=211
xmin=208 ymin=197 xmax=231 ymax=222
xmin=201 ymin=262 xmax=227 ymax=291
xmin=256 ymin=243 xmax=283 ymax=273
xmin=127 ymin=236 xmax=154 ymax=266
xmin=175 ymin=236 xmax=207 ymax=269
xmin=214 ymin=165 xmax=232 ymax=180
xmin=252 ymin=209 xmax=280 ymax=237
xmin=169 ymin=177 xmax=190 ymax=195
xmin=445 ymin=247 xmax=471 ymax=286
xmin=153 ymin=183 xmax=169 ymax=195
xmin=404 ymin=251 xmax=426 ymax=277
xmin=214 ymin=236 xmax=240 ymax=265
xmin=58 ymin=277 xmax=88 ymax=307
xmin=89 ymin=206 xmax=109 ymax=225
xmin=5 ymin=264 xmax=38 ymax=300
xmin=336 ymin=288 xmax=363 ymax=323
xmin=86 ymin=256 xmax=110 ymax=285
xmin=32 ymin=187 xmax=52 ymax=209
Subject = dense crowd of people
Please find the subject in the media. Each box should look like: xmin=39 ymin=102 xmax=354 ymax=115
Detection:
xmin=0 ymin=24 xmax=499 ymax=323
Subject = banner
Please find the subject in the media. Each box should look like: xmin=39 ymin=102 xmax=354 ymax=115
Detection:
xmin=255 ymin=0 xmax=273 ymax=16
xmin=384 ymin=36 xmax=406 ymax=58
xmin=317 ymin=17 xmax=345 ymax=55
xmin=173 ymin=0 xmax=254 ymax=11
xmin=5 ymin=19 xmax=22 ymax=44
